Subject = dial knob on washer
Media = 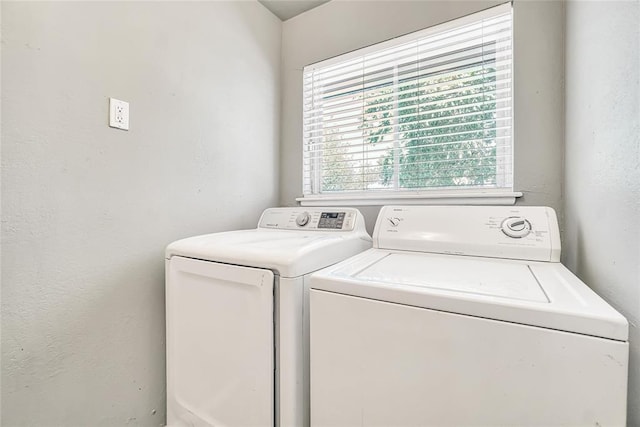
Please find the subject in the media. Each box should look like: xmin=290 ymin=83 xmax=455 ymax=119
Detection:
xmin=501 ymin=217 xmax=532 ymax=238
xmin=296 ymin=212 xmax=311 ymax=227
xmin=387 ymin=217 xmax=400 ymax=227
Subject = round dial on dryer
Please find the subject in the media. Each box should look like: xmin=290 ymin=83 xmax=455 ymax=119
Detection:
xmin=296 ymin=212 xmax=311 ymax=227
xmin=501 ymin=216 xmax=532 ymax=238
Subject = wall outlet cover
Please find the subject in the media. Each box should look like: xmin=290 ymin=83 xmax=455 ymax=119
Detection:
xmin=109 ymin=98 xmax=130 ymax=131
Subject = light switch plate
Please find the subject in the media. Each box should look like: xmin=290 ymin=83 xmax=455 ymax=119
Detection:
xmin=109 ymin=98 xmax=129 ymax=130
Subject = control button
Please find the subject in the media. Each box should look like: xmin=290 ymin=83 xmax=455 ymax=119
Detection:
xmin=296 ymin=212 xmax=311 ymax=227
xmin=501 ymin=216 xmax=532 ymax=238
xmin=387 ymin=217 xmax=400 ymax=227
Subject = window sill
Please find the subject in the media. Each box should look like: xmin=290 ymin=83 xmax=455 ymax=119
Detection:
xmin=297 ymin=191 xmax=523 ymax=207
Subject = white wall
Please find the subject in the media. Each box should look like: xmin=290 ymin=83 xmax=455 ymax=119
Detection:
xmin=280 ymin=0 xmax=565 ymax=233
xmin=564 ymin=1 xmax=640 ymax=424
xmin=1 ymin=2 xmax=281 ymax=425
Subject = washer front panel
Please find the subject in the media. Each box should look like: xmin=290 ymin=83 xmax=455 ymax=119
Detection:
xmin=310 ymin=290 xmax=628 ymax=427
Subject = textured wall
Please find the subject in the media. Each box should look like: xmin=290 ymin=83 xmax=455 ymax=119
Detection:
xmin=564 ymin=1 xmax=640 ymax=424
xmin=280 ymin=0 xmax=565 ymax=232
xmin=1 ymin=2 xmax=281 ymax=425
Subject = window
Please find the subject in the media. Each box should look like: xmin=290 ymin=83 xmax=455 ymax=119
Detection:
xmin=301 ymin=4 xmax=515 ymax=204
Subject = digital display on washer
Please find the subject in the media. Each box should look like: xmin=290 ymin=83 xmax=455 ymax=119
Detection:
xmin=318 ymin=212 xmax=346 ymax=229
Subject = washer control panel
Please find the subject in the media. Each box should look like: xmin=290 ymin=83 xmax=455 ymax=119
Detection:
xmin=374 ymin=206 xmax=561 ymax=262
xmin=259 ymin=208 xmax=362 ymax=232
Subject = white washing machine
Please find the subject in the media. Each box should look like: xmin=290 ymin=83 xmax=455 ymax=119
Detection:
xmin=310 ymin=205 xmax=629 ymax=426
xmin=165 ymin=207 xmax=371 ymax=427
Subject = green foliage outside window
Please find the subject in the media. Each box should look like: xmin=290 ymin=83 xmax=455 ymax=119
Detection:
xmin=320 ymin=65 xmax=499 ymax=192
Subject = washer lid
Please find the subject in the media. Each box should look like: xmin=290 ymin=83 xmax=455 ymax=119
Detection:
xmin=166 ymin=229 xmax=371 ymax=278
xmin=355 ymin=253 xmax=549 ymax=303
xmin=311 ymin=250 xmax=628 ymax=341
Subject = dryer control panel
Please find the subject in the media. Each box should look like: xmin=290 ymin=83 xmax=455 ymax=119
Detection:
xmin=374 ymin=206 xmax=561 ymax=262
xmin=258 ymin=208 xmax=365 ymax=232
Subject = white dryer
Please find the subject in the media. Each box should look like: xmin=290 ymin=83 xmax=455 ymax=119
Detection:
xmin=310 ymin=205 xmax=629 ymax=426
xmin=165 ymin=207 xmax=371 ymax=427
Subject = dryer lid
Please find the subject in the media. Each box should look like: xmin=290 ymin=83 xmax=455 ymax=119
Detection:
xmin=166 ymin=229 xmax=371 ymax=278
xmin=166 ymin=207 xmax=371 ymax=278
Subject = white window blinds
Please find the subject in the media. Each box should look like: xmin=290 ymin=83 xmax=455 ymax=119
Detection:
xmin=302 ymin=4 xmax=513 ymax=198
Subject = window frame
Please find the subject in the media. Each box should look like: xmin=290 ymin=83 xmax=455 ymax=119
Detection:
xmin=298 ymin=3 xmax=521 ymax=206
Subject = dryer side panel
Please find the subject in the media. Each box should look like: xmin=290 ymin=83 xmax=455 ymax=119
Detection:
xmin=167 ymin=256 xmax=274 ymax=427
